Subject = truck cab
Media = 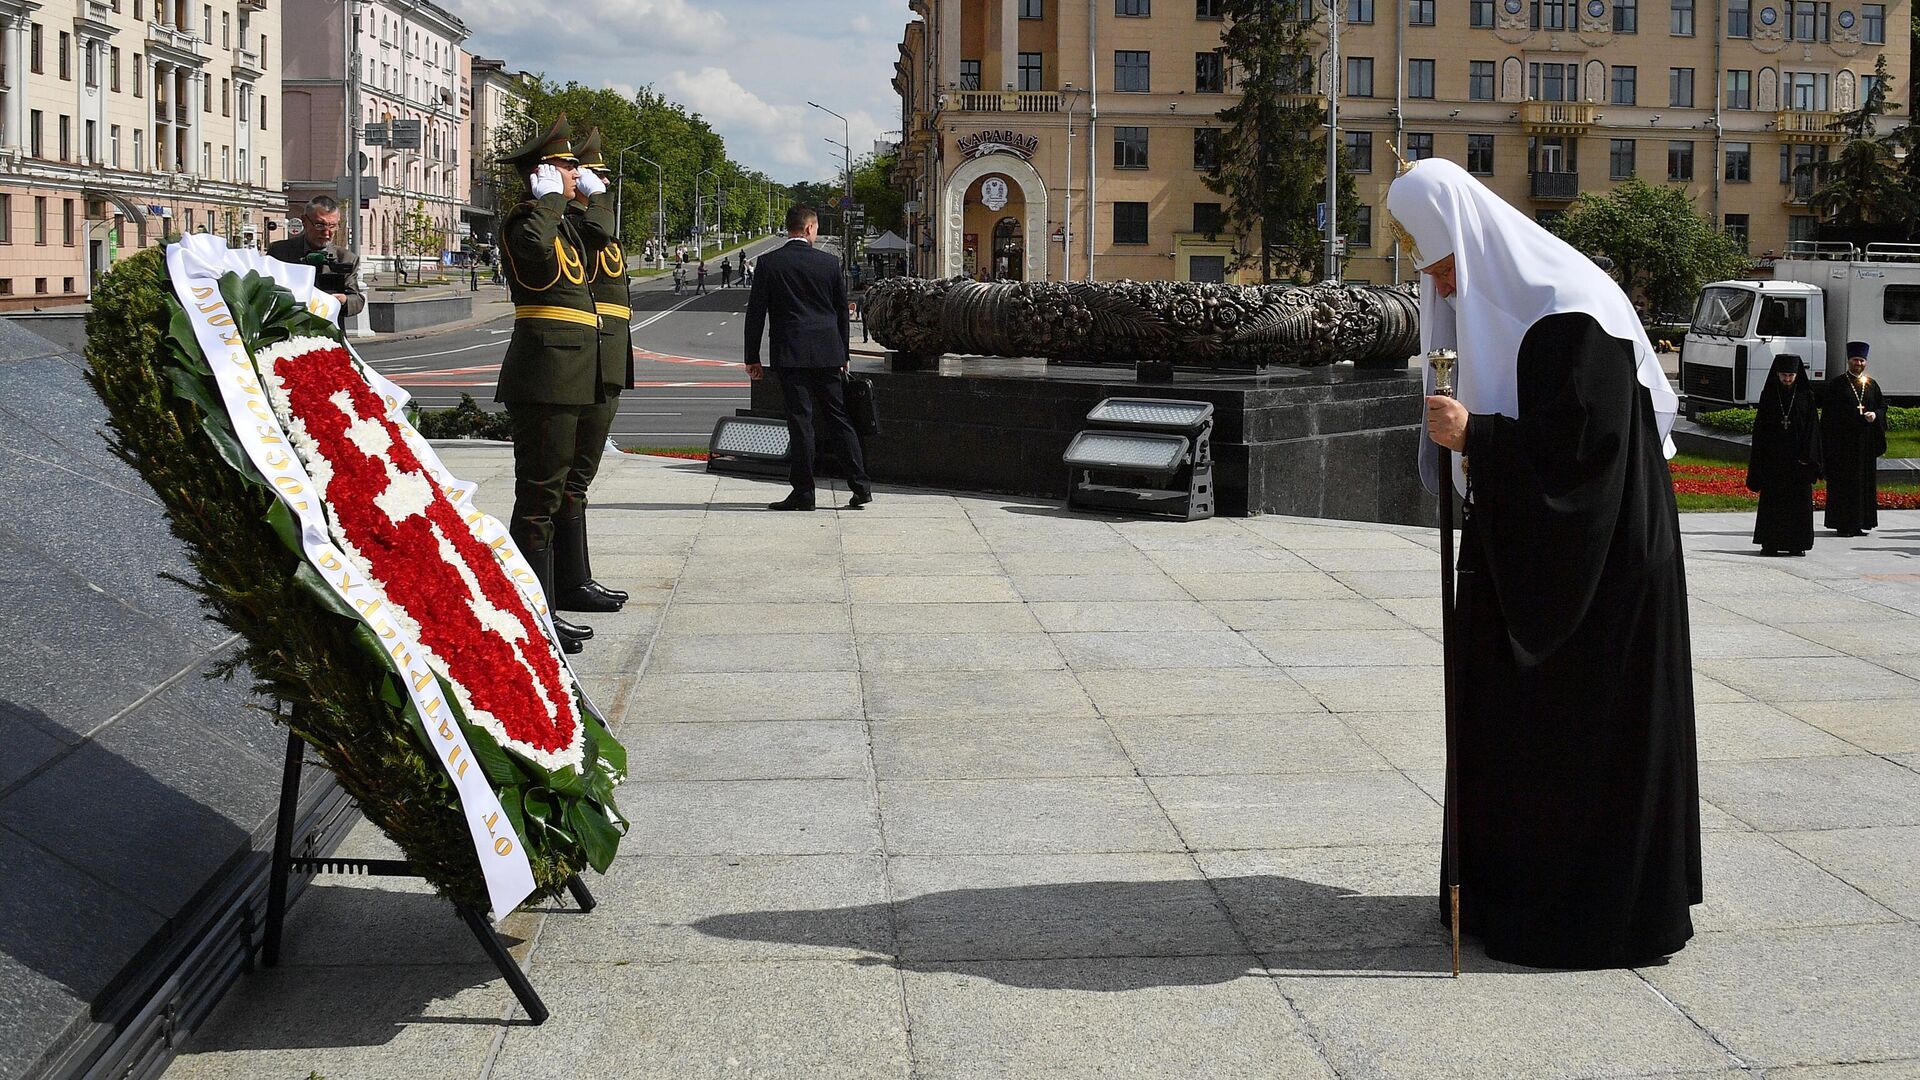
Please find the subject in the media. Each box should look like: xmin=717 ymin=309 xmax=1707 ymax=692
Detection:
xmin=1679 ymin=280 xmax=1826 ymax=414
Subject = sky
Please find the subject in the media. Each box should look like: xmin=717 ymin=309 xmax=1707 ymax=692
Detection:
xmin=446 ymin=0 xmax=909 ymax=184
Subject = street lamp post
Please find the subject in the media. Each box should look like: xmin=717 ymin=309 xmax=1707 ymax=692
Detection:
xmin=1062 ymin=84 xmax=1086 ymax=281
xmin=1322 ymin=0 xmax=1342 ymax=283
xmin=695 ymin=165 xmax=718 ymax=256
xmin=807 ymin=101 xmax=853 ymax=286
xmin=634 ymin=154 xmax=665 ymax=268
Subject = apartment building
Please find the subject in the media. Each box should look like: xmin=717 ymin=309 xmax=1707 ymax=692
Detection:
xmin=467 ymin=55 xmax=529 ymax=249
xmin=0 ymin=0 xmax=282 ymax=309
xmin=281 ymin=0 xmax=470 ymax=273
xmin=893 ymin=0 xmax=1911 ymax=286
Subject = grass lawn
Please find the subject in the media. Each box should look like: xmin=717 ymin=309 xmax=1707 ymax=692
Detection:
xmin=1887 ymin=430 xmax=1920 ymax=458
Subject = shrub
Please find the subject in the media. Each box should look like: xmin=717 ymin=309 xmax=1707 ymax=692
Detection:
xmin=413 ymin=394 xmax=514 ymax=441
xmin=1697 ymin=407 xmax=1755 ymax=434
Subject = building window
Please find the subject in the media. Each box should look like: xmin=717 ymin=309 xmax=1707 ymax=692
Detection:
xmin=1862 ymin=3 xmax=1885 ymax=42
xmin=1019 ymin=52 xmax=1044 ymax=91
xmin=1670 ymin=0 xmax=1693 ymax=34
xmin=1197 ymin=51 xmax=1225 ymax=93
xmin=1727 ymin=0 xmax=1750 ymax=35
xmin=133 ymin=52 xmax=142 ymax=96
xmin=1531 ymin=0 xmax=1575 ymax=30
xmin=1197 ymin=0 xmax=1223 ymax=18
xmin=1115 ymin=51 xmax=1150 ymax=92
xmin=63 ymin=199 xmax=75 ymax=246
xmin=1788 ymin=1 xmax=1828 ymax=42
xmin=1349 ymin=0 xmax=1375 ymax=22
xmin=1669 ymin=67 xmax=1694 ymax=106
xmin=1471 ymin=0 xmax=1494 ymax=25
xmin=1725 ymin=142 xmax=1751 ymax=181
xmin=1346 ymin=56 xmax=1375 ymax=97
xmin=1021 ymin=0 xmax=1043 ymax=17
xmin=1532 ymin=61 xmax=1578 ymax=101
xmin=85 ymin=41 xmax=100 ymax=88
xmin=29 ymin=23 xmax=41 ymax=73
xmin=1352 ymin=205 xmax=1373 ymax=247
xmin=34 ymin=197 xmax=47 ymax=244
xmin=58 ymin=31 xmax=71 ymax=80
xmin=221 ymin=77 xmax=230 ymax=115
xmin=1610 ymin=137 xmax=1636 ymax=178
xmin=1115 ymin=126 xmax=1149 ymax=168
xmin=0 ymin=196 xmax=9 ymax=244
xmin=28 ymin=111 xmax=42 ymax=158
xmin=1344 ymin=130 xmax=1374 ymax=172
xmin=1725 ymin=214 xmax=1749 ymax=247
xmin=1668 ymin=140 xmax=1694 ymax=181
xmin=1469 ymin=60 xmax=1495 ymax=101
xmin=110 ymin=46 xmax=120 ymax=91
xmin=85 ymin=119 xmax=97 ymax=163
xmin=1193 ymin=201 xmax=1222 ymax=236
xmin=133 ymin=129 xmax=143 ymax=170
xmin=110 ymin=125 xmax=121 ymax=168
xmin=1614 ymin=0 xmax=1638 ymax=30
xmin=1408 ymin=132 xmax=1435 ymax=159
xmin=1611 ymin=65 xmax=1638 ymax=105
xmin=1788 ymin=215 xmax=1818 ymax=242
xmin=960 ymin=59 xmax=981 ymax=90
xmin=1785 ymin=71 xmax=1830 ymax=111
xmin=58 ymin=115 xmax=70 ymax=161
xmin=35 ymin=278 xmax=48 ymax=294
xmin=1468 ymin=133 xmax=1496 ymax=174
xmin=260 ymin=95 xmax=267 ymax=130
xmin=1193 ymin=127 xmax=1221 ymax=170
xmin=202 ymin=4 xmax=212 ymax=41
xmin=1188 ymin=255 xmax=1226 ymax=283
xmin=1116 ymin=0 xmax=1150 ymax=15
xmin=260 ymin=157 xmax=269 ymax=187
xmin=1114 ymin=201 xmax=1150 ymax=244
xmin=1726 ymin=70 xmax=1751 ymax=109
xmin=1408 ymin=58 xmax=1435 ymax=98
xmin=1409 ymin=0 xmax=1435 ymax=24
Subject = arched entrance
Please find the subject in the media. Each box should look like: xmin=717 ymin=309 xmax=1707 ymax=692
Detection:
xmin=943 ymin=153 xmax=1048 ymax=282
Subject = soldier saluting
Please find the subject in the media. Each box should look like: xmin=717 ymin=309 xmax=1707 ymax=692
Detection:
xmin=493 ymin=113 xmax=614 ymax=653
xmin=536 ymin=125 xmax=634 ymax=618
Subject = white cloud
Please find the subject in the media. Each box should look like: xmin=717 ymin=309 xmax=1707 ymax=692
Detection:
xmin=456 ymin=0 xmax=731 ymax=63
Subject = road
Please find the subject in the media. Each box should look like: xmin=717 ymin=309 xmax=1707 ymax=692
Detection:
xmin=356 ymin=233 xmax=801 ymax=446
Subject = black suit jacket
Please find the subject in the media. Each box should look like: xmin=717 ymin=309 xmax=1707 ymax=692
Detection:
xmin=744 ymin=238 xmax=848 ymax=368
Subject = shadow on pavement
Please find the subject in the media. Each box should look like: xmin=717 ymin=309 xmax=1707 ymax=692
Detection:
xmin=693 ymin=875 xmax=1483 ymax=991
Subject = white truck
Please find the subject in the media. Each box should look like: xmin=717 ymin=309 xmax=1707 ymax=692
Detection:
xmin=1679 ymin=241 xmax=1920 ymax=415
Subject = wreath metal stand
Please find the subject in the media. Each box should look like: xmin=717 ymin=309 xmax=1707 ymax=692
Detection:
xmin=258 ymin=727 xmax=595 ymax=1025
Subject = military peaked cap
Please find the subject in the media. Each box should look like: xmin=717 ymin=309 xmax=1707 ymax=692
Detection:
xmin=499 ymin=113 xmax=578 ymax=169
xmin=575 ymin=127 xmax=609 ymax=171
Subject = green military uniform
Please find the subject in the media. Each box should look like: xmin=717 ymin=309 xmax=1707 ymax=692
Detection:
xmin=542 ymin=126 xmax=632 ymax=613
xmin=493 ymin=112 xmax=615 ymax=644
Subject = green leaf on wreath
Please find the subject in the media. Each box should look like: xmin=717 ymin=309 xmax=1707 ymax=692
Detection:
xmin=457 ymin=714 xmax=525 ymax=788
xmin=263 ymin=500 xmax=302 ymax=555
xmin=565 ymin=800 xmax=621 ymax=874
xmin=164 ymin=367 xmax=254 ymax=477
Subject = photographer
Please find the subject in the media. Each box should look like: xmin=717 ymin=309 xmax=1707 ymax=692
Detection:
xmin=266 ymin=196 xmax=365 ymax=319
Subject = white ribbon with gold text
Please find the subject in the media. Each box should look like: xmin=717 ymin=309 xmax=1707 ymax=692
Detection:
xmin=165 ymin=235 xmax=536 ymax=921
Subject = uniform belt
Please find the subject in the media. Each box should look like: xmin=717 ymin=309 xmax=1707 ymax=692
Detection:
xmin=513 ymin=304 xmax=599 ymax=328
xmin=595 ymin=302 xmax=632 ymax=320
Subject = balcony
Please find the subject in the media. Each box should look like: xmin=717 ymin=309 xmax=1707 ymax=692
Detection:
xmin=1522 ymin=100 xmax=1595 ymax=134
xmin=147 ymin=21 xmax=206 ymax=62
xmin=949 ymin=90 xmax=1061 ymax=113
xmin=232 ymin=48 xmax=263 ymax=79
xmin=1776 ymin=110 xmax=1845 ymax=142
xmin=1530 ymin=170 xmax=1581 ymax=201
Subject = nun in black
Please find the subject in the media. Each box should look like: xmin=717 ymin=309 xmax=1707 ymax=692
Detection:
xmin=1746 ymin=354 xmax=1821 ymax=556
xmin=1387 ymin=159 xmax=1702 ymax=970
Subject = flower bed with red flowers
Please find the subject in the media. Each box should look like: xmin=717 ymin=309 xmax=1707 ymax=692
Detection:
xmin=1669 ymin=460 xmax=1920 ymax=510
xmin=262 ymin=336 xmax=581 ymax=769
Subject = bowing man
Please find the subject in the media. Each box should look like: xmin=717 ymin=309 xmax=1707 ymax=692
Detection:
xmin=1388 ymin=158 xmax=1702 ymax=969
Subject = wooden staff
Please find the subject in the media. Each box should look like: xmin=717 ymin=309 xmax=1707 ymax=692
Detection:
xmin=1429 ymin=347 xmax=1463 ymax=979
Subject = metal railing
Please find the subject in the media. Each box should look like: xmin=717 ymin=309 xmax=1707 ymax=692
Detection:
xmin=1530 ymin=170 xmax=1581 ymax=200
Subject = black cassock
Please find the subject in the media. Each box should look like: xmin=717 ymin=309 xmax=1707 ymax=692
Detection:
xmin=1745 ymin=374 xmax=1821 ymax=554
xmin=1451 ymin=312 xmax=1702 ymax=969
xmin=1819 ymin=374 xmax=1888 ymax=534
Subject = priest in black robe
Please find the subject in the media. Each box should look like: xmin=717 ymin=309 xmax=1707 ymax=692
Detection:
xmin=1387 ymin=159 xmax=1702 ymax=969
xmin=1746 ymin=354 xmax=1821 ymax=556
xmin=1819 ymin=341 xmax=1887 ymax=537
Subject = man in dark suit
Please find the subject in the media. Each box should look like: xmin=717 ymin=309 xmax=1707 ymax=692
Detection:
xmin=265 ymin=195 xmax=365 ymax=319
xmin=745 ymin=204 xmax=873 ymax=511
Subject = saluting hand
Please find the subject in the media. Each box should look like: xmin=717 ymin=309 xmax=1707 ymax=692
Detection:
xmin=530 ymin=163 xmax=564 ymax=198
xmin=1425 ymin=396 xmax=1468 ymax=452
xmin=574 ymin=169 xmax=607 ymax=198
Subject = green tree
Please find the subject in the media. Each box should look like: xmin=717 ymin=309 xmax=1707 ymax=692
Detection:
xmin=850 ymin=153 xmax=904 ymax=235
xmin=396 ymin=202 xmax=444 ymax=266
xmin=1206 ymin=0 xmax=1355 ymax=282
xmin=1804 ymin=55 xmax=1916 ymax=241
xmin=1549 ymin=177 xmax=1750 ymax=316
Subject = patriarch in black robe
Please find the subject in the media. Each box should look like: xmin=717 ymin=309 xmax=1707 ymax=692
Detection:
xmin=1386 ymin=159 xmax=1702 ymax=969
xmin=1746 ymin=354 xmax=1821 ymax=556
xmin=1819 ymin=341 xmax=1887 ymax=537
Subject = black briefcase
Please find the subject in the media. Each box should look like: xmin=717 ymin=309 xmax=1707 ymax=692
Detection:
xmin=844 ymin=372 xmax=881 ymax=437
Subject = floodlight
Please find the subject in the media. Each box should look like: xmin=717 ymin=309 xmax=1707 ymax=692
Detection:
xmin=707 ymin=414 xmax=790 ymax=477
xmin=1064 ymin=395 xmax=1215 ymax=521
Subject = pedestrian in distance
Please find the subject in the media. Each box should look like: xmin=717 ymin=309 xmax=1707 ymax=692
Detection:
xmin=720 ymin=256 xmax=733 ymax=288
xmin=492 ymin=112 xmax=609 ymax=655
xmin=469 ymin=262 xmax=479 ymax=292
xmin=672 ymin=263 xmax=684 ymax=295
xmin=1389 ymin=157 xmax=1701 ymax=970
xmin=1819 ymin=340 xmax=1887 ymax=537
xmin=745 ymin=204 xmax=873 ymax=512
xmin=1746 ymin=354 xmax=1821 ymax=557
xmin=696 ymin=260 xmax=707 ymax=294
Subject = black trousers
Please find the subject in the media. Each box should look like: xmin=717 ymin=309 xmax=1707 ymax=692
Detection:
xmin=508 ymin=395 xmax=613 ymax=549
xmin=777 ymin=366 xmax=869 ymax=497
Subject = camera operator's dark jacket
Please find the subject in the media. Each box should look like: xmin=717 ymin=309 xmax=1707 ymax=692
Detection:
xmin=266 ymin=236 xmax=366 ymax=318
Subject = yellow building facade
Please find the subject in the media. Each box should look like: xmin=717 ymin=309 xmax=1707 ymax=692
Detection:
xmin=892 ymin=0 xmax=1911 ymax=286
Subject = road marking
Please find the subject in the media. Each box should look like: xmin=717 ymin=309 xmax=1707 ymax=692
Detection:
xmin=376 ymin=337 xmax=508 ymax=362
xmin=630 ymin=291 xmax=705 ymax=331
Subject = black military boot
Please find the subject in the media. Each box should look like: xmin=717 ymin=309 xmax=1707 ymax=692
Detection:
xmin=525 ymin=543 xmax=592 ymax=652
xmin=553 ymin=514 xmax=625 ymax=613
